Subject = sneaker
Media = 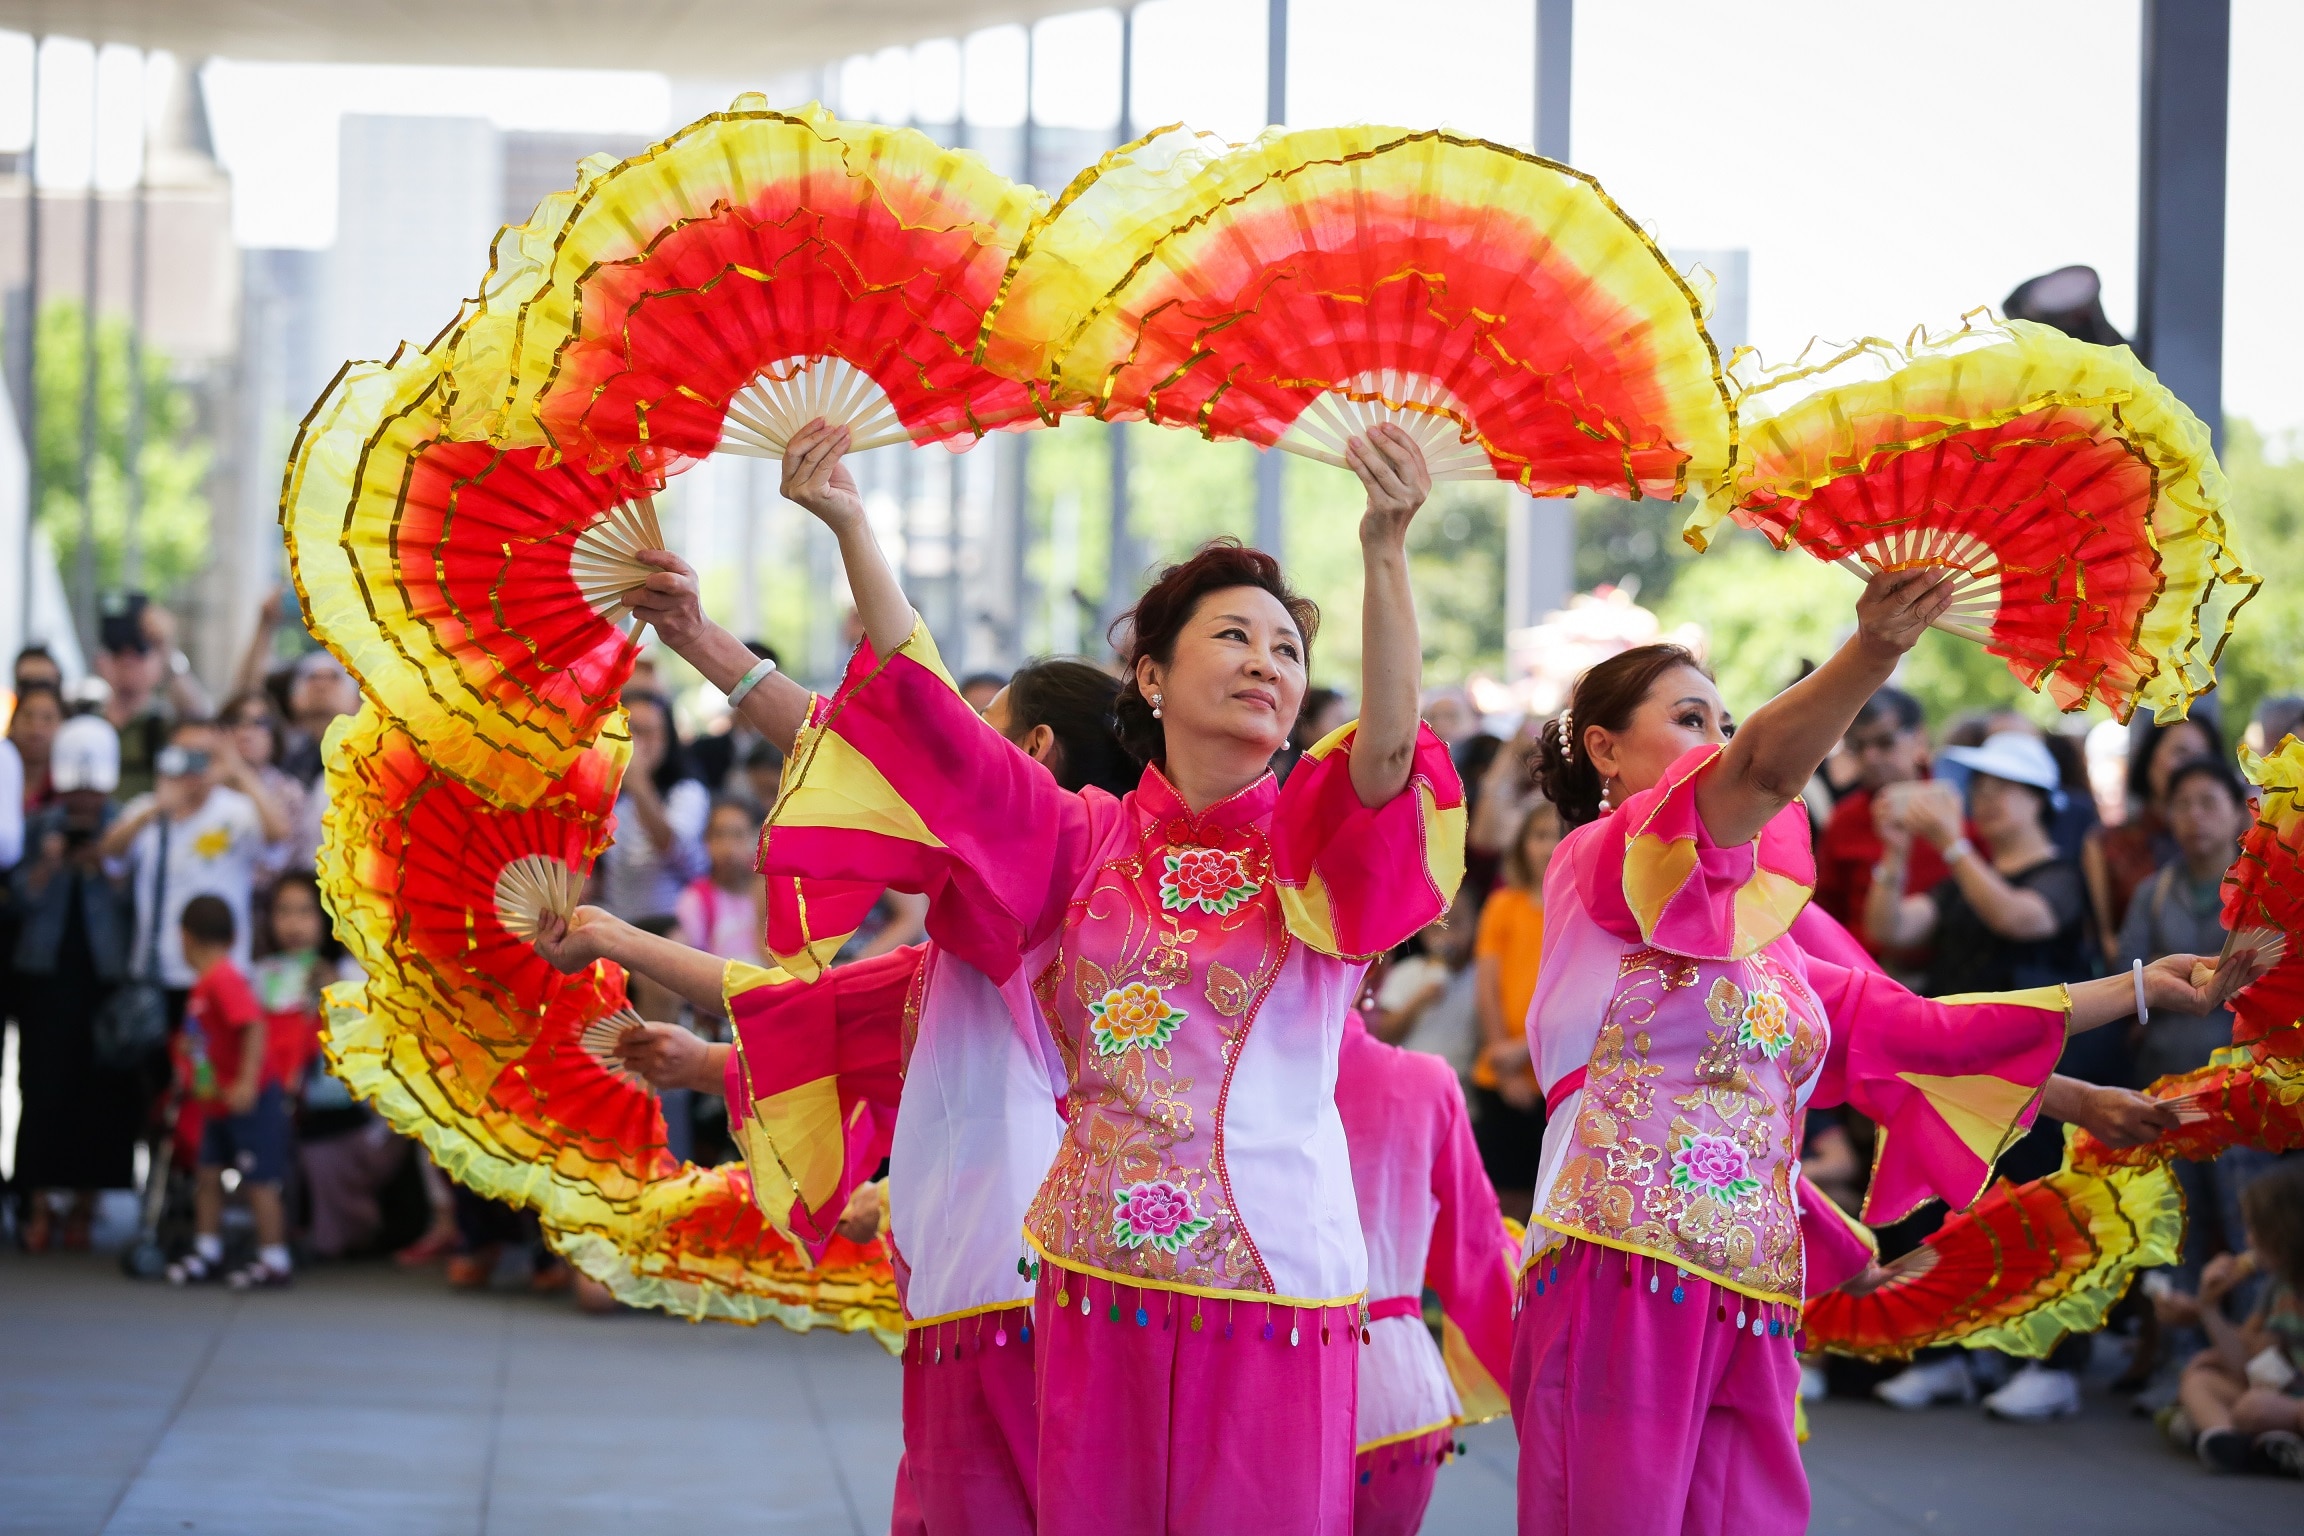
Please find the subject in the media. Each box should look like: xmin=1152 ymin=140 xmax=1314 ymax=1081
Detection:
xmin=2197 ymin=1426 xmax=2253 ymax=1474
xmin=225 ymin=1259 xmax=293 ymax=1291
xmin=1983 ymin=1365 xmax=2081 ymax=1421
xmin=1799 ymin=1363 xmax=1828 ymax=1402
xmin=2156 ymin=1404 xmax=2197 ymax=1454
xmin=164 ymin=1252 xmax=220 ymax=1286
xmin=1875 ymin=1356 xmax=1976 ymax=1410
xmin=2254 ymin=1429 xmax=2304 ymax=1479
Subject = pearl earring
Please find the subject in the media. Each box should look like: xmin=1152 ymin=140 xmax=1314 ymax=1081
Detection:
xmin=1150 ymin=691 xmax=1164 ymax=719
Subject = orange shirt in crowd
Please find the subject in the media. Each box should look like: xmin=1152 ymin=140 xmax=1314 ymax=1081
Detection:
xmin=1472 ymin=884 xmax=1544 ymax=1091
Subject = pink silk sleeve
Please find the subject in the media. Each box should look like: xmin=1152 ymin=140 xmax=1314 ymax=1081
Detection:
xmin=723 ymin=945 xmax=920 ymax=1264
xmin=1270 ymin=721 xmax=1467 ymax=959
xmin=1423 ymin=1075 xmax=1518 ymax=1424
xmin=1797 ymin=1175 xmax=1878 ymax=1297
xmin=759 ymin=620 xmax=1114 ymax=983
xmin=1577 ymin=743 xmax=1815 ymax=961
xmin=1800 ymin=952 xmax=2069 ymax=1226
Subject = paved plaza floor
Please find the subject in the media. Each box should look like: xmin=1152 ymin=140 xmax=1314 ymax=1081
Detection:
xmin=2 ymin=1251 xmax=2298 ymax=1534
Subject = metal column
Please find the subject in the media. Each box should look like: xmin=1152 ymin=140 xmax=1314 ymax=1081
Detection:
xmin=2136 ymin=0 xmax=2228 ymax=448
xmin=1103 ymin=7 xmax=1141 ymax=647
xmin=15 ymin=37 xmax=40 ymax=650
xmin=1508 ymin=0 xmax=1577 ymax=639
xmin=1252 ymin=0 xmax=1287 ymax=559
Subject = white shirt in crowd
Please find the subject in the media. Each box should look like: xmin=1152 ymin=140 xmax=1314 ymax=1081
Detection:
xmin=126 ymin=785 xmax=263 ymax=986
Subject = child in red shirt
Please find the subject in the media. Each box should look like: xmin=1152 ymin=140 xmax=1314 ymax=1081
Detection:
xmin=165 ymin=894 xmax=294 ymax=1288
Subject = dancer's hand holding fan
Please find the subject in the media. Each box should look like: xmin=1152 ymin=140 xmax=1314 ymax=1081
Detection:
xmin=286 ymin=349 xmax=664 ymax=809
xmin=463 ymin=96 xmax=1053 ymax=477
xmin=986 ymin=124 xmax=1732 ymax=499
xmin=1689 ymin=314 xmax=2257 ymax=722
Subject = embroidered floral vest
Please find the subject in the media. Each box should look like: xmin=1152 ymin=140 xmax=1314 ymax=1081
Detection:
xmin=1537 ymin=942 xmax=1828 ymax=1303
xmin=1024 ymin=771 xmax=1296 ymax=1293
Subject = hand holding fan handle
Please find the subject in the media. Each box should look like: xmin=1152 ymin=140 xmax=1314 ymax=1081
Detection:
xmin=529 ymin=903 xmax=736 ymax=1021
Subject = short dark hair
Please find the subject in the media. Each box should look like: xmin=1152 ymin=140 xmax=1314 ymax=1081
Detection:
xmin=743 ymin=739 xmax=785 ymax=771
xmin=1002 ymin=656 xmax=1134 ymax=796
xmin=958 ymin=671 xmax=1011 ymax=698
xmin=2163 ymin=756 xmax=2247 ymax=811
xmin=1851 ymin=686 xmax=1924 ymax=735
xmin=2240 ymin=1159 xmax=2304 ymax=1292
xmin=179 ymin=894 xmax=236 ymax=949
xmin=1109 ymin=539 xmax=1318 ymax=766
xmin=2127 ymin=714 xmax=2224 ymax=807
xmin=707 ymin=794 xmax=762 ymax=828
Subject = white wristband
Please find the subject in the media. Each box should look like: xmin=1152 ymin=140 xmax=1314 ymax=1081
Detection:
xmin=724 ymin=655 xmax=778 ymax=709
xmin=1942 ymin=837 xmax=1975 ymax=866
xmin=2132 ymin=957 xmax=2150 ymax=1025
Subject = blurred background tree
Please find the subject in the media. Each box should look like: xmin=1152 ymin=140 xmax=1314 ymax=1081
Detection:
xmin=27 ymin=298 xmax=213 ymax=603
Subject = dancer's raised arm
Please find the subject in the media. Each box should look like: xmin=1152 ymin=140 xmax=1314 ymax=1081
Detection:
xmin=623 ymin=551 xmax=813 ymax=750
xmin=1695 ymin=567 xmax=1955 ymax=846
xmin=782 ymin=420 xmax=917 ymax=657
xmin=1344 ymin=423 xmax=1433 ymax=808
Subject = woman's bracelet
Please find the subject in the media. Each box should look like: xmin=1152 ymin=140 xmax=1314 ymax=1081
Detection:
xmin=724 ymin=654 xmax=779 ymax=709
xmin=1941 ymin=837 xmax=1976 ymax=867
xmin=2132 ymin=957 xmax=2150 ymax=1025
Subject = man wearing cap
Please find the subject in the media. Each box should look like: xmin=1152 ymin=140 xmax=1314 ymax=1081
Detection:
xmin=10 ymin=714 xmax=142 ymax=1248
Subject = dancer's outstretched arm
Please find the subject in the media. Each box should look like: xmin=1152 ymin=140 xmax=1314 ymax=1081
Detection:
xmin=1345 ymin=423 xmax=1432 ymax=808
xmin=1696 ymin=568 xmax=1955 ymax=847
xmin=531 ymin=905 xmax=730 ymax=1019
xmin=782 ymin=420 xmax=916 ymax=658
xmin=623 ymin=550 xmax=813 ymax=750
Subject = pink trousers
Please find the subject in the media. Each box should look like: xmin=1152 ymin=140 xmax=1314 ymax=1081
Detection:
xmin=1032 ymin=1259 xmax=1358 ymax=1536
xmin=891 ymin=1304 xmax=1038 ymax=1536
xmin=1512 ymin=1239 xmax=1806 ymax=1536
xmin=1351 ymin=1425 xmax=1452 ymax=1536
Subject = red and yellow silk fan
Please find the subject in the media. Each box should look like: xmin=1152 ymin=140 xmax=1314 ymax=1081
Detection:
xmin=986 ymin=125 xmax=1732 ymax=499
xmin=1689 ymin=314 xmax=2257 ymax=723
xmin=465 ymin=96 xmax=1052 ymax=478
xmin=2070 ymin=1050 xmax=2304 ymax=1174
xmin=286 ymin=350 xmax=662 ymax=810
xmin=1803 ymin=1151 xmax=2181 ymax=1361
xmin=2212 ymin=738 xmax=2304 ymax=1061
xmin=322 ymin=706 xmax=620 ymax=1057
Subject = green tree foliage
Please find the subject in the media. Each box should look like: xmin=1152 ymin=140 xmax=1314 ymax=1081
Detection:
xmin=2203 ymin=419 xmax=2304 ymax=732
xmin=23 ymin=298 xmax=212 ymax=601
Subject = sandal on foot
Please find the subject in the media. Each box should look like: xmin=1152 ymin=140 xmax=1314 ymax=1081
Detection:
xmin=165 ymin=1253 xmax=220 ymax=1286
xmin=226 ymin=1260 xmax=294 ymax=1291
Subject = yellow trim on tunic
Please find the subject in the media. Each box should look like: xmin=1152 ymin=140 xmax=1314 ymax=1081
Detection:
xmin=1026 ymin=1232 xmax=1367 ymax=1310
xmin=1523 ymin=1218 xmax=1805 ymax=1308
xmin=905 ymin=1296 xmax=1035 ymax=1330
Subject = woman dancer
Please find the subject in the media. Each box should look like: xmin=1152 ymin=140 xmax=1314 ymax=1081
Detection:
xmin=753 ymin=419 xmax=1461 ymax=1535
xmin=538 ymin=656 xmax=1132 ymax=1535
xmin=1511 ymin=601 xmax=2250 ymax=1534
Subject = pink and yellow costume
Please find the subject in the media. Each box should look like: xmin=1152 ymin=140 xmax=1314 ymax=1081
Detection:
xmin=1333 ymin=1011 xmax=1517 ymax=1536
xmin=722 ymin=943 xmax=1064 ymax=1534
xmin=1514 ymin=747 xmax=2071 ymax=1534
xmin=761 ymin=622 xmax=1466 ymax=1536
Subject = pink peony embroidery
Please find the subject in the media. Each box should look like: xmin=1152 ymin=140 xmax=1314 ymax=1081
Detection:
xmin=1737 ymin=986 xmax=1793 ymax=1060
xmin=1159 ymin=846 xmax=1260 ymax=916
xmin=1670 ymin=1132 xmax=1761 ymax=1206
xmin=1111 ymin=1180 xmax=1215 ymax=1254
xmin=1088 ymin=983 xmax=1188 ymax=1057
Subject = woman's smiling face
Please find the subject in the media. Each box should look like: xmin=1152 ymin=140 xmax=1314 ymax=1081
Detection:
xmin=1583 ymin=664 xmax=1733 ymax=802
xmin=1136 ymin=585 xmax=1308 ymax=762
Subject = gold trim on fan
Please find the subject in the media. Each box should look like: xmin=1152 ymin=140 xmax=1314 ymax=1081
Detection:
xmin=493 ymin=854 xmax=584 ymax=942
xmin=1833 ymin=525 xmax=2002 ymax=644
xmin=568 ymin=494 xmax=665 ymax=633
xmin=717 ymin=355 xmax=913 ymax=459
xmin=1274 ymin=369 xmax=1494 ymax=482
xmin=577 ymin=1008 xmax=656 ymax=1093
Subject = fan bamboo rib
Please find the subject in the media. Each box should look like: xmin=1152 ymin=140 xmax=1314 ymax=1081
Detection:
xmin=568 ymin=495 xmax=666 ymax=629
xmin=1834 ymin=527 xmax=2004 ymax=645
xmin=718 ymin=356 xmax=912 ymax=459
xmin=579 ymin=1008 xmax=656 ymax=1093
xmin=493 ymin=855 xmax=584 ymax=942
xmin=1276 ymin=372 xmax=1496 ymax=482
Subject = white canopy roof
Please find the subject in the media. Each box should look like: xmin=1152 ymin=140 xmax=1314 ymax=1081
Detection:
xmin=0 ymin=1 xmax=1089 ymax=74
